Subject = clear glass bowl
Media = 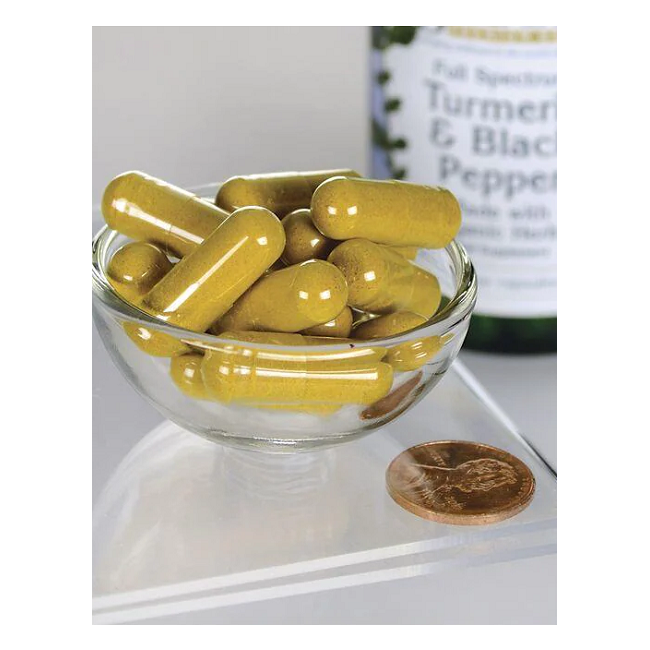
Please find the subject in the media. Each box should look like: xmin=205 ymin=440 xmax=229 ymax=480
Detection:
xmin=92 ymin=182 xmax=477 ymax=451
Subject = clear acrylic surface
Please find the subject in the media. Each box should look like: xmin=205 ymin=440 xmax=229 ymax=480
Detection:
xmin=92 ymin=360 xmax=556 ymax=624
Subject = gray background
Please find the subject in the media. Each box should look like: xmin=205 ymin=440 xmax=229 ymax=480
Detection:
xmin=93 ymin=26 xmax=557 ymax=624
xmin=93 ymin=27 xmax=369 ymax=202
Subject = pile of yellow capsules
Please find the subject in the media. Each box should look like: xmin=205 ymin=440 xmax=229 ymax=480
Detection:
xmin=101 ymin=170 xmax=461 ymax=417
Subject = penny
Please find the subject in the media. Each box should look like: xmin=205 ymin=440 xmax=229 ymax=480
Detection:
xmin=386 ymin=441 xmax=535 ymax=525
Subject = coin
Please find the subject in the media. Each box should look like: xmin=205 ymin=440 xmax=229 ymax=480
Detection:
xmin=386 ymin=441 xmax=535 ymax=525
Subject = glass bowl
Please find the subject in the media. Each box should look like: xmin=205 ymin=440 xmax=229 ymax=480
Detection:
xmin=92 ymin=182 xmax=477 ymax=451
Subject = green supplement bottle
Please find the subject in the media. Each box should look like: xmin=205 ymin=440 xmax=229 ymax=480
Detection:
xmin=371 ymin=26 xmax=557 ymax=353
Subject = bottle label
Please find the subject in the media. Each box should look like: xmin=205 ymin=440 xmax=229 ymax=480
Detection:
xmin=375 ymin=27 xmax=557 ymax=317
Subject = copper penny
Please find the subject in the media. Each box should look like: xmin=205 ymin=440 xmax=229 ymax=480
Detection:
xmin=386 ymin=441 xmax=535 ymax=525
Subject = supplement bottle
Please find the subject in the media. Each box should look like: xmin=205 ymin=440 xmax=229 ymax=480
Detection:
xmin=371 ymin=26 xmax=557 ymax=353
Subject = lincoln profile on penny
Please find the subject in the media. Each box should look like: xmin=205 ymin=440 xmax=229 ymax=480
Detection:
xmin=399 ymin=457 xmax=519 ymax=510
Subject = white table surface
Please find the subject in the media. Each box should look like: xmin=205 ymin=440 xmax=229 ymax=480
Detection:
xmin=92 ymin=325 xmax=556 ymax=624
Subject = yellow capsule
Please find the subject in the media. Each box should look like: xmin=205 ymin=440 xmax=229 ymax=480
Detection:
xmin=353 ymin=311 xmax=442 ymax=371
xmin=201 ymin=336 xmax=393 ymax=406
xmin=102 ymin=171 xmax=230 ymax=258
xmin=353 ymin=311 xmax=426 ymax=339
xmin=214 ymin=260 xmax=348 ymax=333
xmin=218 ymin=330 xmax=384 ymax=362
xmin=139 ymin=207 xmax=285 ymax=333
xmin=170 ymin=349 xmax=338 ymax=413
xmin=122 ymin=322 xmax=191 ymax=357
xmin=216 ymin=169 xmax=361 ymax=217
xmin=281 ymin=208 xmax=337 ymax=265
xmin=311 ymin=177 xmax=461 ymax=248
xmin=219 ymin=331 xmax=305 ymax=345
xmin=303 ymin=337 xmax=388 ymax=364
xmin=170 ymin=353 xmax=211 ymax=399
xmin=392 ymin=245 xmax=419 ymax=260
xmin=104 ymin=240 xmax=188 ymax=357
xmin=328 ymin=239 xmax=441 ymax=318
xmin=107 ymin=241 xmax=173 ymax=304
xmin=301 ymin=306 xmax=353 ymax=338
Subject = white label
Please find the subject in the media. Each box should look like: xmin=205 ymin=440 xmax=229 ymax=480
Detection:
xmin=379 ymin=27 xmax=557 ymax=317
